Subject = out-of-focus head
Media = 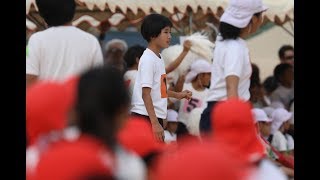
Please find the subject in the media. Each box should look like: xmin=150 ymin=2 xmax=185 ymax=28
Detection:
xmin=151 ymin=141 xmax=248 ymax=180
xmin=26 ymin=81 xmax=72 ymax=145
xmin=211 ymin=98 xmax=265 ymax=163
xmin=75 ymin=66 xmax=130 ymax=147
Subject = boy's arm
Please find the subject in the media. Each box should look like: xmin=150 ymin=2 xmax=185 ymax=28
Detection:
xmin=168 ymin=89 xmax=192 ymax=100
xmin=165 ymin=40 xmax=192 ymax=74
xmin=142 ymin=87 xmax=164 ymax=142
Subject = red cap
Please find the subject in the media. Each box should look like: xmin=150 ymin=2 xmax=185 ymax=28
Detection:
xmin=62 ymin=75 xmax=79 ymax=110
xmin=152 ymin=141 xmax=248 ymax=180
xmin=32 ymin=135 xmax=115 ymax=180
xmin=117 ymin=116 xmax=165 ymax=157
xmin=211 ymin=98 xmax=266 ymax=163
xmin=26 ymin=81 xmax=72 ymax=145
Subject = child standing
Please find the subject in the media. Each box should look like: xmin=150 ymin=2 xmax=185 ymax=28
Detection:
xmin=131 ymin=14 xmax=192 ymax=142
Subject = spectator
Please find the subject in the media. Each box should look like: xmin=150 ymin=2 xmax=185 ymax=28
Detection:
xmin=200 ymin=0 xmax=268 ymax=134
xmin=104 ymin=39 xmax=128 ymax=74
xmin=278 ymin=45 xmax=294 ymax=66
xmin=26 ymin=0 xmax=103 ymax=87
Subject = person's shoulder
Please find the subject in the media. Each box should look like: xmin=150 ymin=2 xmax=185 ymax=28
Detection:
xmin=71 ymin=27 xmax=99 ymax=41
xmin=140 ymin=49 xmax=156 ymax=62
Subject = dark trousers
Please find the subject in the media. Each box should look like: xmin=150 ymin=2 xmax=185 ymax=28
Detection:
xmin=131 ymin=112 xmax=164 ymax=127
xmin=199 ymin=101 xmax=219 ymax=134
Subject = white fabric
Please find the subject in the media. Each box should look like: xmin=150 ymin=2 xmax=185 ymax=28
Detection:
xmin=248 ymin=159 xmax=287 ymax=180
xmin=164 ymin=130 xmax=177 ymax=144
xmin=167 ymin=109 xmax=178 ymax=122
xmin=252 ymin=108 xmax=272 ymax=123
xmin=285 ymin=134 xmax=294 ymax=151
xmin=26 ymin=26 xmax=103 ymax=81
xmin=131 ymin=48 xmax=167 ymax=119
xmin=289 ymin=101 xmax=294 ymax=125
xmin=207 ymin=36 xmax=252 ymax=102
xmin=186 ymin=107 xmax=204 ymax=136
xmin=271 ymin=130 xmax=288 ymax=152
xmin=115 ymin=145 xmax=147 ymax=180
xmin=124 ymin=70 xmax=138 ymax=98
xmin=185 ymin=59 xmax=212 ymax=83
xmin=270 ymin=85 xmax=294 ymax=109
xmin=220 ymin=0 xmax=268 ymax=28
xmin=271 ymin=108 xmax=292 ymax=134
xmin=262 ymin=106 xmax=275 ymax=119
xmin=178 ymin=83 xmax=208 ymax=124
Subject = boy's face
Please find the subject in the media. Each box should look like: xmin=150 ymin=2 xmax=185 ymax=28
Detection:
xmin=154 ymin=26 xmax=172 ymax=49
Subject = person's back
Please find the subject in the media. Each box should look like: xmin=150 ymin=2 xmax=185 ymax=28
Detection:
xmin=27 ymin=27 xmax=103 ymax=81
xmin=209 ymin=36 xmax=252 ymax=101
xmin=26 ymin=0 xmax=103 ymax=85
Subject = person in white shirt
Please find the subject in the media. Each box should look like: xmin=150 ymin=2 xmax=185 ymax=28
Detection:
xmin=164 ymin=109 xmax=178 ymax=144
xmin=178 ymin=60 xmax=211 ymax=126
xmin=123 ymin=45 xmax=146 ymax=98
xmin=199 ymin=0 xmax=268 ymax=134
xmin=270 ymin=108 xmax=294 ymax=155
xmin=131 ymin=14 xmax=192 ymax=143
xmin=26 ymin=0 xmax=103 ymax=87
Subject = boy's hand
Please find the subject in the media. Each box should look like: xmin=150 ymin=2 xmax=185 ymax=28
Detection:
xmin=183 ymin=40 xmax=192 ymax=52
xmin=151 ymin=120 xmax=164 ymax=142
xmin=179 ymin=90 xmax=192 ymax=100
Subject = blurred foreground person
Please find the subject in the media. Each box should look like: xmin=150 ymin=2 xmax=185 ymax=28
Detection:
xmin=211 ymin=99 xmax=287 ymax=180
xmin=27 ymin=66 xmax=146 ymax=180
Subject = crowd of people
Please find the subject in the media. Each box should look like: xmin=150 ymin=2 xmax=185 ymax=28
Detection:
xmin=26 ymin=0 xmax=294 ymax=179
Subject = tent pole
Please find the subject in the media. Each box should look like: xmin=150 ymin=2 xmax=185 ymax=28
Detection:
xmin=280 ymin=25 xmax=294 ymax=37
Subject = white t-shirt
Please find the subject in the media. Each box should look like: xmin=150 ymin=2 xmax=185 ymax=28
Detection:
xmin=26 ymin=26 xmax=103 ymax=81
xmin=131 ymin=48 xmax=168 ymax=119
xmin=270 ymin=85 xmax=294 ymax=109
xmin=124 ymin=70 xmax=138 ymax=98
xmin=164 ymin=130 xmax=177 ymax=144
xmin=178 ymin=83 xmax=208 ymax=124
xmin=207 ymin=36 xmax=252 ymax=101
xmin=248 ymin=159 xmax=287 ymax=180
xmin=285 ymin=134 xmax=294 ymax=151
xmin=271 ymin=130 xmax=288 ymax=152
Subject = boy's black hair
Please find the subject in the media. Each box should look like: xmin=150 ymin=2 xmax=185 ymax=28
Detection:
xmin=36 ymin=0 xmax=75 ymax=26
xmin=273 ymin=63 xmax=293 ymax=82
xmin=140 ymin=14 xmax=173 ymax=42
xmin=123 ymin=45 xmax=145 ymax=68
xmin=278 ymin=45 xmax=294 ymax=59
xmin=219 ymin=22 xmax=241 ymax=40
xmin=219 ymin=12 xmax=262 ymax=40
xmin=263 ymin=76 xmax=278 ymax=94
xmin=75 ymin=66 xmax=130 ymax=148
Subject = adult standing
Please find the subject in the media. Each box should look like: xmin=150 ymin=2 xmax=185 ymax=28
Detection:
xmin=26 ymin=0 xmax=103 ymax=87
xmin=199 ymin=0 xmax=268 ymax=134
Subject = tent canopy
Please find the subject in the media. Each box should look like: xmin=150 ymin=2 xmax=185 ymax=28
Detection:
xmin=26 ymin=0 xmax=294 ymax=34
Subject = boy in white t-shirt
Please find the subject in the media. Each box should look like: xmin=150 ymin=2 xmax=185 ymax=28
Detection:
xmin=131 ymin=14 xmax=192 ymax=142
xmin=26 ymin=0 xmax=103 ymax=87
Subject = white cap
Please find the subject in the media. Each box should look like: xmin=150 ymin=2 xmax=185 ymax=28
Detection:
xmin=220 ymin=0 xmax=268 ymax=28
xmin=271 ymin=108 xmax=293 ymax=134
xmin=185 ymin=59 xmax=211 ymax=83
xmin=252 ymin=108 xmax=272 ymax=123
xmin=262 ymin=106 xmax=275 ymax=119
xmin=167 ymin=109 xmax=178 ymax=122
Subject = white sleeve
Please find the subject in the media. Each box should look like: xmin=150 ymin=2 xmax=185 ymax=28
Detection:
xmin=286 ymin=134 xmax=294 ymax=150
xmin=91 ymin=39 xmax=104 ymax=67
xmin=224 ymin=43 xmax=244 ymax=78
xmin=26 ymin=35 xmax=40 ymax=75
xmin=139 ymin=59 xmax=154 ymax=88
xmin=271 ymin=133 xmax=288 ymax=152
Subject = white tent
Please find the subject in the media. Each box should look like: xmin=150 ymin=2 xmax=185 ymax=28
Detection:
xmin=26 ymin=0 xmax=294 ymax=33
xmin=247 ymin=22 xmax=293 ymax=81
